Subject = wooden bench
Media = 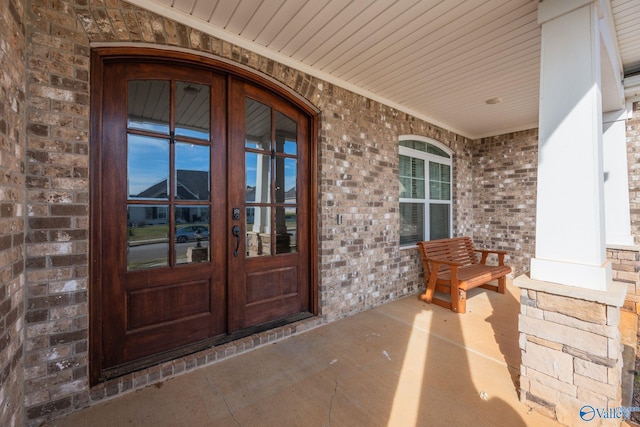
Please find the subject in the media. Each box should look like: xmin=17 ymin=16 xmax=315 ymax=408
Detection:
xmin=416 ymin=237 xmax=512 ymax=313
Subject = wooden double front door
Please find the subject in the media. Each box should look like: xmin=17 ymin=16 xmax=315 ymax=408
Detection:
xmin=91 ymin=51 xmax=314 ymax=381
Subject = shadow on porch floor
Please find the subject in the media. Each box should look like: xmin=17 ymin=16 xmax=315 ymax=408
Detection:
xmin=49 ymin=283 xmax=575 ymax=427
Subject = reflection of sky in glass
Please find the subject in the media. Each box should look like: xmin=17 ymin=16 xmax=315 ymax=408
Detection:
xmin=283 ymin=158 xmax=296 ymax=191
xmin=128 ymin=137 xmax=211 ymax=196
xmin=283 ymin=140 xmax=296 ymax=155
xmin=176 ymin=143 xmax=209 ymax=171
xmin=245 ymin=152 xmax=266 ymax=188
xmin=128 ymin=134 xmax=169 ymax=196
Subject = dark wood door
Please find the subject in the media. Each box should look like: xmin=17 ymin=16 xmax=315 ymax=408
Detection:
xmin=95 ymin=59 xmax=312 ymax=377
xmin=227 ymin=79 xmax=311 ymax=331
xmin=99 ymin=62 xmax=228 ymax=369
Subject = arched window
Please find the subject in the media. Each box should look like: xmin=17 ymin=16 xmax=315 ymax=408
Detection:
xmin=399 ymin=136 xmax=453 ymax=246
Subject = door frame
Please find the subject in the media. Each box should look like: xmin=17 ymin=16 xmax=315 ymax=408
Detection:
xmin=89 ymin=47 xmax=318 ymax=385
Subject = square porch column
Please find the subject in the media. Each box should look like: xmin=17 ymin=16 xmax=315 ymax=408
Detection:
xmin=515 ymin=1 xmax=627 ymax=425
xmin=530 ymin=0 xmax=611 ymax=290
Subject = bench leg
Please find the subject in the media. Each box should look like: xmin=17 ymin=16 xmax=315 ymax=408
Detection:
xmin=497 ymin=276 xmax=506 ymax=294
xmin=419 ymin=271 xmax=438 ymax=303
xmin=451 ymin=284 xmax=466 ymax=314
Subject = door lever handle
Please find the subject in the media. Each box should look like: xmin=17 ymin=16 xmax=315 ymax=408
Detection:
xmin=231 ymin=225 xmax=241 ymax=257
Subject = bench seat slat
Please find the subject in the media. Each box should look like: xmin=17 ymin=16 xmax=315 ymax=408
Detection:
xmin=436 ymin=264 xmax=512 ymax=290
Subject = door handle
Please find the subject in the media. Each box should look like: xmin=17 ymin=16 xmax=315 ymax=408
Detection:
xmin=231 ymin=225 xmax=241 ymax=257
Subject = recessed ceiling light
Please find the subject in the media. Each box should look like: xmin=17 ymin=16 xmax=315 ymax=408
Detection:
xmin=485 ymin=97 xmax=502 ymax=105
xmin=183 ymin=85 xmax=201 ymax=95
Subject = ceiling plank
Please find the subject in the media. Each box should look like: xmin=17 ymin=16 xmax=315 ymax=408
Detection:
xmin=191 ymin=0 xmax=218 ymax=21
xmin=171 ymin=0 xmax=196 ymax=15
xmin=207 ymin=1 xmax=240 ymax=29
xmin=260 ymin=0 xmax=329 ymax=51
xmin=240 ymin=0 xmax=287 ymax=41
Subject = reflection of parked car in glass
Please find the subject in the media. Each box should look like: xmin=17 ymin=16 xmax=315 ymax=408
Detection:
xmin=176 ymin=225 xmax=209 ymax=243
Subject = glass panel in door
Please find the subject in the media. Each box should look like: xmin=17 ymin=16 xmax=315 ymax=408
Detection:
xmin=244 ymin=99 xmax=299 ymax=258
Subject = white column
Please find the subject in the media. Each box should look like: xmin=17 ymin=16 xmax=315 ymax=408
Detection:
xmin=253 ymin=152 xmax=271 ymax=233
xmin=603 ymin=111 xmax=633 ymax=246
xmin=530 ymin=0 xmax=611 ymax=291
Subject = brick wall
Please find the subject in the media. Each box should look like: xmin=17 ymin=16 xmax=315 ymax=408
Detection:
xmin=473 ymin=129 xmax=538 ymax=276
xmin=627 ymin=102 xmax=640 ymax=245
xmin=472 ymin=119 xmax=640 ymax=283
xmin=620 ymin=102 xmax=640 ymax=314
xmin=318 ymin=107 xmax=475 ymax=320
xmin=629 ymin=102 xmax=640 ymax=243
xmin=23 ymin=0 xmax=91 ymax=423
xmin=0 ymin=0 xmax=26 ymax=426
xmin=608 ymin=246 xmax=640 ymax=313
xmin=316 ymin=93 xmax=402 ymax=319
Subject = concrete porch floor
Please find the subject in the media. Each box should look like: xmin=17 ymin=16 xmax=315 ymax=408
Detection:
xmin=48 ymin=282 xmax=633 ymax=427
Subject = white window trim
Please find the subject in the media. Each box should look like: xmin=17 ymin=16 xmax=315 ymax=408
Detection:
xmin=399 ymin=135 xmax=453 ymax=249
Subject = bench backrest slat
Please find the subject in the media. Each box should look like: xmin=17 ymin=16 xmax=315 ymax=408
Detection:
xmin=417 ymin=237 xmax=479 ymax=276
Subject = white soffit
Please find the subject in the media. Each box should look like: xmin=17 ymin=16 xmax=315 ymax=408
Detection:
xmin=125 ymin=0 xmax=640 ymax=139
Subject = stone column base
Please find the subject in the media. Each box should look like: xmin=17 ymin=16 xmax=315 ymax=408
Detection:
xmin=514 ymin=275 xmax=627 ymax=426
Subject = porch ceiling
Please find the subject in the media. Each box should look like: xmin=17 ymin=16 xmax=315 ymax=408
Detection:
xmin=128 ymin=0 xmax=640 ymax=139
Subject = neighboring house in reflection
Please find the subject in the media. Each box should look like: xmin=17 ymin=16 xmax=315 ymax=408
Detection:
xmin=128 ymin=170 xmax=210 ymax=225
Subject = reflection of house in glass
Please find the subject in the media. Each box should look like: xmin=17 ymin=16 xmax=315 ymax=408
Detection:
xmin=128 ymin=170 xmax=210 ymax=226
xmin=127 ymin=205 xmax=168 ymax=227
xmin=135 ymin=170 xmax=209 ymax=200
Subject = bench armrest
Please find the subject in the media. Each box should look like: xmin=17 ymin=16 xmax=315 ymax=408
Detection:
xmin=474 ymin=248 xmax=508 ymax=255
xmin=474 ymin=249 xmax=508 ymax=266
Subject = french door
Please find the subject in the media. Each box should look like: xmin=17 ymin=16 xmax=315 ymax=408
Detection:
xmin=92 ymin=54 xmax=313 ymax=380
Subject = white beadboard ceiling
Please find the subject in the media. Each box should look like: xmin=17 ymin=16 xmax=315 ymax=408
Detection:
xmin=127 ymin=0 xmax=640 ymax=139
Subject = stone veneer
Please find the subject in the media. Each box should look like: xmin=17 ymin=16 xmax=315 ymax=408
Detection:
xmin=517 ymin=277 xmax=626 ymax=426
xmin=0 ymin=0 xmax=26 ymax=426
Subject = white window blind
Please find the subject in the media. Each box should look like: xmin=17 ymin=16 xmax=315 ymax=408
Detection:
xmin=399 ymin=138 xmax=452 ymax=246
